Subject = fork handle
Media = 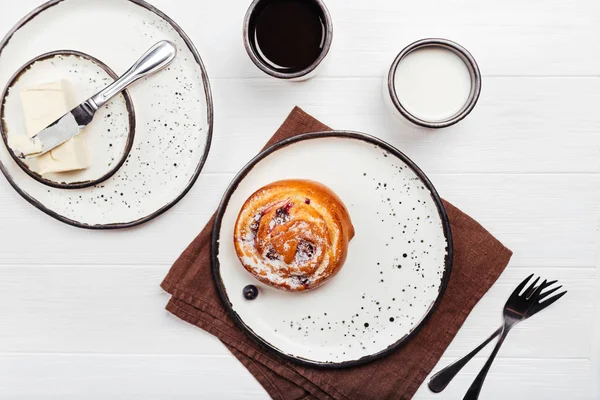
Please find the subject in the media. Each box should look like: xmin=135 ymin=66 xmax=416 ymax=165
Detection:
xmin=428 ymin=327 xmax=502 ymax=393
xmin=463 ymin=326 xmax=510 ymax=400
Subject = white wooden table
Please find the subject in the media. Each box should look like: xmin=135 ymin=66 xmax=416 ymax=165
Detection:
xmin=1 ymin=0 xmax=598 ymax=399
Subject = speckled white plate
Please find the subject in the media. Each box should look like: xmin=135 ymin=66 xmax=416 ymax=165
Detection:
xmin=1 ymin=50 xmax=135 ymax=189
xmin=0 ymin=0 xmax=212 ymax=228
xmin=212 ymin=131 xmax=453 ymax=368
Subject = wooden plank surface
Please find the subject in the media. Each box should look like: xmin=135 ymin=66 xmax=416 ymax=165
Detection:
xmin=206 ymin=77 xmax=600 ymax=174
xmin=0 ymin=0 xmax=598 ymax=399
xmin=0 ymin=356 xmax=593 ymax=400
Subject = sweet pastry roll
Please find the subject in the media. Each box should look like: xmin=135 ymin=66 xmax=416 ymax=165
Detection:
xmin=234 ymin=179 xmax=355 ymax=291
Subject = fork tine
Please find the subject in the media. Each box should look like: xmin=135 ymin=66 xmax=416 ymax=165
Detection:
xmin=538 ymin=285 xmax=562 ymax=301
xmin=529 ymin=291 xmax=567 ymax=316
xmin=523 ymin=277 xmax=540 ymax=298
xmin=512 ymin=274 xmax=534 ymax=298
xmin=529 ymin=279 xmax=547 ymax=299
xmin=541 ymin=280 xmax=558 ymax=290
xmin=540 ymin=291 xmax=567 ymax=307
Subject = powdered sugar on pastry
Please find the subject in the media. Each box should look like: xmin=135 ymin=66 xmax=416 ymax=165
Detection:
xmin=234 ymin=180 xmax=355 ymax=291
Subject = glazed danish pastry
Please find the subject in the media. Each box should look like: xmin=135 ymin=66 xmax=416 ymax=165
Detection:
xmin=234 ymin=180 xmax=355 ymax=291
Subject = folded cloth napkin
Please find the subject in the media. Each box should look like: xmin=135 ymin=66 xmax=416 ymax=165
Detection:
xmin=161 ymin=107 xmax=512 ymax=400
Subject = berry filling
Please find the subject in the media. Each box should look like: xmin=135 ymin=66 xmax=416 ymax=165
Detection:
xmin=265 ymin=248 xmax=280 ymax=260
xmin=291 ymin=275 xmax=311 ymax=286
xmin=270 ymin=202 xmax=294 ymax=229
xmin=296 ymin=240 xmax=315 ymax=259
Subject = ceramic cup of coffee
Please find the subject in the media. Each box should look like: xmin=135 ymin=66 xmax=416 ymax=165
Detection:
xmin=243 ymin=0 xmax=333 ymax=81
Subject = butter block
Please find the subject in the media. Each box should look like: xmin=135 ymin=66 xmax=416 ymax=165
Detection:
xmin=34 ymin=134 xmax=90 ymax=176
xmin=7 ymin=134 xmax=43 ymax=158
xmin=20 ymin=80 xmax=75 ymax=138
xmin=18 ymin=80 xmax=90 ymax=175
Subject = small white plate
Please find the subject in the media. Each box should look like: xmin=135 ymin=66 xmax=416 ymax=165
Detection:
xmin=213 ymin=132 xmax=453 ymax=367
xmin=1 ymin=50 xmax=135 ymax=189
xmin=0 ymin=0 xmax=212 ymax=228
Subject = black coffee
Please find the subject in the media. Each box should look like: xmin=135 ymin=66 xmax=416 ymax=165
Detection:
xmin=249 ymin=0 xmax=326 ymax=73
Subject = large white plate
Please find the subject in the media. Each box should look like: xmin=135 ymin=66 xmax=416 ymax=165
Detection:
xmin=0 ymin=0 xmax=212 ymax=228
xmin=213 ymin=132 xmax=452 ymax=367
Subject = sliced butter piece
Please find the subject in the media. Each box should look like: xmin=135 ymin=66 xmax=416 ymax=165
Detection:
xmin=35 ymin=135 xmax=90 ymax=176
xmin=20 ymin=80 xmax=75 ymax=138
xmin=7 ymin=134 xmax=43 ymax=157
xmin=18 ymin=80 xmax=90 ymax=175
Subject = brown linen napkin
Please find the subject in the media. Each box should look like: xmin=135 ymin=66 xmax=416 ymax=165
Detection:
xmin=161 ymin=107 xmax=512 ymax=400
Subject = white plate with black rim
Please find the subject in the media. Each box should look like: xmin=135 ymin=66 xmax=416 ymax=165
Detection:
xmin=0 ymin=0 xmax=212 ymax=229
xmin=212 ymin=131 xmax=453 ymax=368
xmin=1 ymin=50 xmax=136 ymax=189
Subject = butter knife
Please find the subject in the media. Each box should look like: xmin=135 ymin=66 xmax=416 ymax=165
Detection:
xmin=18 ymin=40 xmax=177 ymax=159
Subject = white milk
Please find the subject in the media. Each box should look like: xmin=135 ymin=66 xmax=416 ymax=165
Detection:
xmin=393 ymin=47 xmax=472 ymax=122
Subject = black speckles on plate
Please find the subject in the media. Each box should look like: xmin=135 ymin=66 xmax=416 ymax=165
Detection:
xmin=0 ymin=51 xmax=135 ymax=190
xmin=213 ymin=132 xmax=452 ymax=367
xmin=0 ymin=0 xmax=214 ymax=229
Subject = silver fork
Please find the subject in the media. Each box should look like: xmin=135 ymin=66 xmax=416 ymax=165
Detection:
xmin=428 ymin=274 xmax=567 ymax=399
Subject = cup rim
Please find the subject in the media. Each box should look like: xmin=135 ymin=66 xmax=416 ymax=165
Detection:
xmin=243 ymin=0 xmax=333 ymax=80
xmin=387 ymin=38 xmax=482 ymax=129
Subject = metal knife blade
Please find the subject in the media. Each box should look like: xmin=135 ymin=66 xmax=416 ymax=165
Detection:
xmin=17 ymin=40 xmax=177 ymax=159
xmin=22 ymin=102 xmax=95 ymax=159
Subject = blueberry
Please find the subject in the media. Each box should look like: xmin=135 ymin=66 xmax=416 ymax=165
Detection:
xmin=243 ymin=285 xmax=259 ymax=300
xmin=275 ymin=202 xmax=293 ymax=219
xmin=265 ymin=248 xmax=279 ymax=260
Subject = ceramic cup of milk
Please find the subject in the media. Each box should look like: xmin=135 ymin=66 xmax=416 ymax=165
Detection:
xmin=384 ymin=38 xmax=481 ymax=129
